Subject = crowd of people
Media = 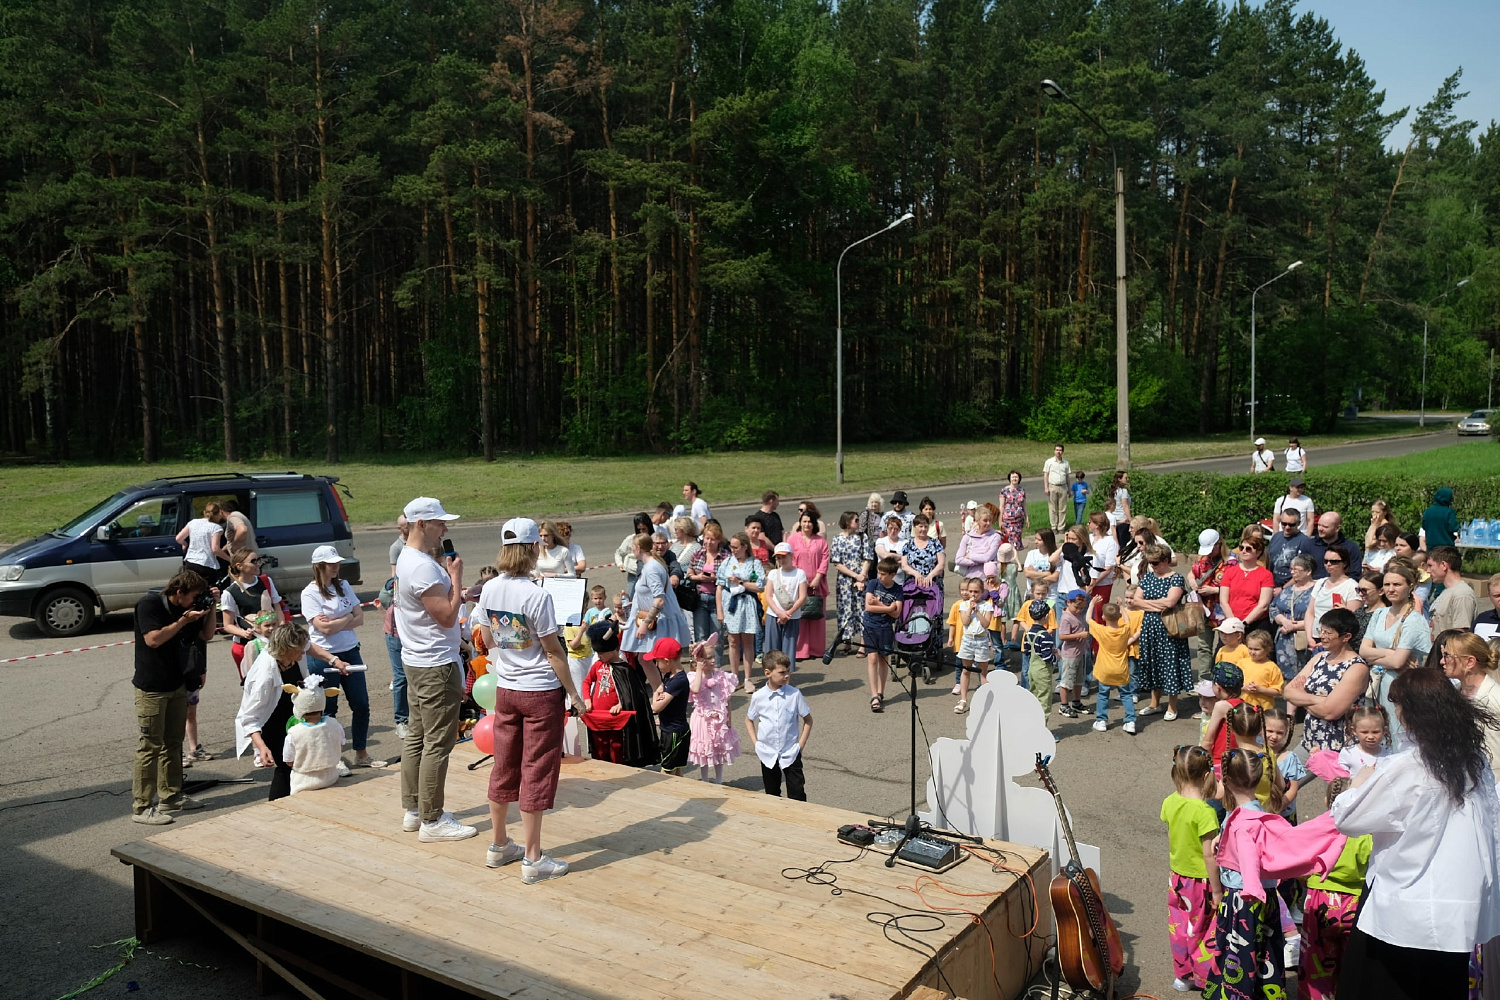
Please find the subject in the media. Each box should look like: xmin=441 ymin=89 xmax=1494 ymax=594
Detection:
xmin=125 ymin=456 xmax=1500 ymax=995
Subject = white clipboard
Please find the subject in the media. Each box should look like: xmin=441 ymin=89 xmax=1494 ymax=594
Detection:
xmin=541 ymin=577 xmax=588 ymax=628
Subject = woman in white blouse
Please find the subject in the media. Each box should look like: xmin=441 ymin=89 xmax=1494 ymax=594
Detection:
xmin=235 ymin=622 xmax=341 ymax=799
xmin=1331 ymin=667 xmax=1500 ymax=997
xmin=301 ymin=546 xmax=376 ymax=767
xmin=534 ymin=522 xmax=575 ymax=578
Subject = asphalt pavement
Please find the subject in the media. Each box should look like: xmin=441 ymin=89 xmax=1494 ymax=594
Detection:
xmin=0 ymin=427 xmax=1475 ymax=1000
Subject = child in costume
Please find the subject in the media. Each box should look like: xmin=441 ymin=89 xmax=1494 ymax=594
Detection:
xmin=283 ymin=674 xmax=345 ymax=795
xmin=686 ymin=633 xmax=739 ymax=782
xmin=1161 ymin=744 xmax=1221 ymax=992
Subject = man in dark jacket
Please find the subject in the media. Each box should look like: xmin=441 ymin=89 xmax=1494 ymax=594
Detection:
xmin=1421 ymin=487 xmax=1460 ymax=550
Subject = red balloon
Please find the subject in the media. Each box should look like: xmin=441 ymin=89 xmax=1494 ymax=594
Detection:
xmin=472 ymin=714 xmax=495 ymax=755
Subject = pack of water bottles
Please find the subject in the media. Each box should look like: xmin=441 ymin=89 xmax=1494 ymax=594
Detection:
xmin=1459 ymin=519 xmax=1500 ymax=547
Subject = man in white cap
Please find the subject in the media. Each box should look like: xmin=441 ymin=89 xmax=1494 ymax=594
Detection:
xmin=395 ymin=497 xmax=474 ymax=842
xmin=1250 ymin=438 xmax=1275 ymax=473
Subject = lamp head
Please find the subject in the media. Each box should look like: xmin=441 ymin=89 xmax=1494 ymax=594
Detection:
xmin=887 ymin=211 xmax=915 ymax=230
xmin=1040 ymin=79 xmax=1068 ymax=100
xmin=1457 ymin=278 xmax=1471 ymax=288
xmin=1287 ymin=260 xmax=1303 ymax=271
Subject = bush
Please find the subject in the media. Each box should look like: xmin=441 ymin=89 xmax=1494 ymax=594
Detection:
xmin=1112 ymin=469 xmax=1500 ymax=553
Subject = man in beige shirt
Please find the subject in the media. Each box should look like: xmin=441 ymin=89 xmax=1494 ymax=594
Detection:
xmin=1427 ymin=545 xmax=1476 ymax=639
xmin=1041 ymin=445 xmax=1071 ymax=533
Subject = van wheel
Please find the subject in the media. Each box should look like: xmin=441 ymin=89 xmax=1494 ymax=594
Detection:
xmin=37 ymin=587 xmax=97 ymax=638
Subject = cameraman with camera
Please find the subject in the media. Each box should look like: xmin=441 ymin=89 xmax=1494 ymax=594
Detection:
xmin=131 ymin=569 xmax=217 ymax=825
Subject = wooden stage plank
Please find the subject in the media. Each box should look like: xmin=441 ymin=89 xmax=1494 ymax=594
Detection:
xmin=114 ymin=751 xmax=1050 ymax=1000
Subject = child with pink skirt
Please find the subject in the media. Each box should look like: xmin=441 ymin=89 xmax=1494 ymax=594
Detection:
xmin=687 ymin=634 xmax=739 ymax=782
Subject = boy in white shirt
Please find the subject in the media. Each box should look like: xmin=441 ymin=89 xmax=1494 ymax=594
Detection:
xmin=745 ymin=651 xmax=812 ymax=801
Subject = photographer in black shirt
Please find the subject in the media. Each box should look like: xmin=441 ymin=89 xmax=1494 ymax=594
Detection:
xmin=132 ymin=569 xmax=216 ymax=825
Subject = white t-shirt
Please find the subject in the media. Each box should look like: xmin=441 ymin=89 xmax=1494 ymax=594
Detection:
xmin=479 ymin=573 xmax=560 ymax=692
xmin=1285 ymin=447 xmax=1307 ymax=473
xmin=961 ymin=600 xmax=995 ymax=637
xmin=536 ymin=545 xmax=574 ymax=578
xmin=1024 ymin=548 xmax=1058 ymax=600
xmin=1308 ymin=575 xmax=1359 ymax=623
xmin=568 ymin=543 xmax=585 ymax=572
xmin=1251 ymin=448 xmax=1275 ymax=472
xmin=1275 ymin=494 xmax=1316 ymax=533
xmin=183 ymin=518 xmax=224 ymax=568
xmin=395 ymin=547 xmax=460 ymax=668
xmin=1090 ymin=534 xmax=1120 ymax=587
xmin=768 ymin=567 xmax=808 ymax=619
xmin=300 ymin=579 xmax=361 ymax=654
xmin=690 ymin=497 xmax=711 ymax=524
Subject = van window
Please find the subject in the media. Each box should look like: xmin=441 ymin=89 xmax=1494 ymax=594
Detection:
xmin=256 ymin=490 xmax=325 ymax=528
xmin=101 ymin=496 xmax=184 ymax=539
xmin=58 ymin=492 xmax=127 ymax=537
xmin=192 ymin=494 xmax=244 ymax=518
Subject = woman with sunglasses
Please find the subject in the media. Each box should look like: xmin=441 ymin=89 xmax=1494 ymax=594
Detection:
xmin=1132 ymin=543 xmax=1194 ymax=720
xmin=220 ymin=549 xmax=287 ymax=681
xmin=1283 ymin=607 xmax=1369 ymax=754
xmin=1218 ymin=534 xmax=1274 ymax=640
xmin=1302 ymin=542 xmax=1362 ymax=651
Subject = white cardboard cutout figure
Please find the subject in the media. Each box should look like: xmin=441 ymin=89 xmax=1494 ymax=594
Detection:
xmin=920 ymin=669 xmax=1102 ymax=875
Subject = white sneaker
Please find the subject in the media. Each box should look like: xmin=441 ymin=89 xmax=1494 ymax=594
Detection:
xmin=336 ymin=759 xmax=352 ymax=778
xmin=1172 ymin=978 xmax=1193 ymax=993
xmin=419 ymin=812 xmax=478 ymax=843
xmin=396 ymin=721 xmax=410 ymax=740
xmin=401 ymin=810 xmax=422 ymax=833
xmin=1091 ymin=720 xmax=1108 ymax=732
xmin=160 ymin=794 xmax=204 ymax=812
xmin=521 ymin=853 xmax=570 ymax=884
xmin=1123 ymin=721 xmax=1137 ymax=735
xmin=950 ymin=684 xmax=962 ymax=696
xmin=132 ymin=807 xmax=175 ymax=826
xmin=486 ymin=839 xmax=525 ymax=868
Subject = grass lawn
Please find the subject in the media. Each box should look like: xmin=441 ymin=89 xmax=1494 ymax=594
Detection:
xmin=0 ymin=418 xmax=1446 ymax=544
xmin=1312 ymin=441 xmax=1500 ymax=479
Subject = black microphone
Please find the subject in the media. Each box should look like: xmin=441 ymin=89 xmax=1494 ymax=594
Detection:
xmin=823 ymin=631 xmax=848 ymax=665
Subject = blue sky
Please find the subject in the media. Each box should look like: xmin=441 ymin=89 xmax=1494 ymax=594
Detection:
xmin=1301 ymin=0 xmax=1498 ymax=149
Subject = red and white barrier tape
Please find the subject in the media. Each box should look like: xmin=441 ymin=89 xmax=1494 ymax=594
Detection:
xmin=0 ymin=639 xmax=136 ymax=663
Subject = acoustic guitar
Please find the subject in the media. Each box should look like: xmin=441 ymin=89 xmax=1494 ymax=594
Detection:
xmin=1035 ymin=753 xmax=1124 ymax=997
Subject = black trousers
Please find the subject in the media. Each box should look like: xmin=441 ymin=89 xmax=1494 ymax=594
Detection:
xmin=760 ymin=752 xmax=806 ymax=801
xmin=1336 ymin=925 xmax=1468 ymax=999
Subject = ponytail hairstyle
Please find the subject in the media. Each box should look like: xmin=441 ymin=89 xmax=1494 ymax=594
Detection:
xmin=1261 ymin=706 xmax=1294 ymax=751
xmin=1170 ymin=745 xmax=1216 ymax=799
xmin=1444 ymin=630 xmax=1499 ymax=675
xmin=1221 ymin=747 xmax=1284 ymax=815
xmin=1227 ymin=703 xmax=1264 ymax=745
xmin=1346 ymin=704 xmax=1391 ymax=748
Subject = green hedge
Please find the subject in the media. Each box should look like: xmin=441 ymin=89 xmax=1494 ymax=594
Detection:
xmin=1105 ymin=470 xmax=1500 ymax=553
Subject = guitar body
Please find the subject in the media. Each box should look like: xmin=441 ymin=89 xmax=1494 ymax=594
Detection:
xmin=1034 ymin=754 xmax=1126 ymax=998
xmin=1050 ymin=864 xmax=1124 ymax=994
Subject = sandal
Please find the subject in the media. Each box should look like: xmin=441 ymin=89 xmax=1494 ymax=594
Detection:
xmin=353 ymin=755 xmax=388 ymax=768
xmin=188 ymin=747 xmax=214 ymax=761
xmin=953 ymin=701 xmax=969 ymax=715
xmin=870 ymin=696 xmax=884 ymax=714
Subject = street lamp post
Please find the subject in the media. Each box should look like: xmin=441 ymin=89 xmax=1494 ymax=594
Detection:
xmin=1249 ymin=260 xmax=1303 ymax=442
xmin=836 ymin=212 xmax=915 ymax=483
xmin=1420 ymin=277 xmax=1471 ymax=427
xmin=1041 ymin=79 xmax=1130 ymax=468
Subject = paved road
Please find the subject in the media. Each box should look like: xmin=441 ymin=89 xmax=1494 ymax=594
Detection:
xmin=0 ymin=428 xmax=1474 ymax=1000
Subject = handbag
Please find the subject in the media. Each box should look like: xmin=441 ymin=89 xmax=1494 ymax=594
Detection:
xmin=1163 ymin=599 xmax=1206 ymax=639
xmin=802 ymin=593 xmax=825 ymax=620
xmin=674 ymin=579 xmax=700 ymax=612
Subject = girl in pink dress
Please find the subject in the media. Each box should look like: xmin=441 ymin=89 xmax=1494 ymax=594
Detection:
xmin=687 ymin=634 xmax=740 ymax=782
xmin=789 ymin=506 xmax=830 ymax=661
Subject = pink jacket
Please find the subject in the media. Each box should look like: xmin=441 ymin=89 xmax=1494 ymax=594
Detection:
xmin=954 ymin=529 xmax=1001 ymax=578
xmin=1216 ymin=809 xmax=1345 ymax=902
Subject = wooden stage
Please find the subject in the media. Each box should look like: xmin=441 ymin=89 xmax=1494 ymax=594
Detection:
xmin=113 ymin=750 xmax=1051 ymax=1000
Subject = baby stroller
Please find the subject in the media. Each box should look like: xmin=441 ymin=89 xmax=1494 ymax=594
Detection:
xmin=894 ymin=580 xmax=945 ymax=683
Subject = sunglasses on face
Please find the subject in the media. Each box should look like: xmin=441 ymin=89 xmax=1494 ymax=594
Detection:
xmin=1281 ymin=521 xmax=1299 ymax=529
xmin=247 ymin=558 xmax=262 ymax=565
xmin=1238 ymin=545 xmax=1258 ymax=553
xmin=1324 ymin=558 xmax=1343 ymax=565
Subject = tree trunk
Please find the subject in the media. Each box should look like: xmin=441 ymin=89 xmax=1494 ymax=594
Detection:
xmin=196 ymin=122 xmax=237 ymax=462
xmin=315 ymin=23 xmax=339 ymax=464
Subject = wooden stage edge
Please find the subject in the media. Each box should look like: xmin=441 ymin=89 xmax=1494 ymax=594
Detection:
xmin=113 ymin=750 xmax=1052 ymax=1000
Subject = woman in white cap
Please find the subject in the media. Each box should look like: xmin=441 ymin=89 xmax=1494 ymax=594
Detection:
xmin=302 ymin=545 xmax=378 ymax=768
xmin=1187 ymin=528 xmax=1228 ymax=674
xmin=477 ymin=518 xmax=590 ymax=884
xmin=763 ymin=541 xmax=808 ymax=660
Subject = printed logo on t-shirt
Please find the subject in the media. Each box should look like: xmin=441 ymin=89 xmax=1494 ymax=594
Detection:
xmin=489 ymin=610 xmax=534 ymax=649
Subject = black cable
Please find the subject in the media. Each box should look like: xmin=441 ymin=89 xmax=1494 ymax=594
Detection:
xmin=0 ymin=787 xmax=130 ymax=812
xmin=780 ymin=849 xmax=959 ymax=998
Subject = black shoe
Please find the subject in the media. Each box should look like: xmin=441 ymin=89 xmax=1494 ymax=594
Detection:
xmin=1059 ymin=706 xmax=1080 ymax=719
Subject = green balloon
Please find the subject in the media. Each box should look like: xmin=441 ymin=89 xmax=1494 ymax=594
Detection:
xmin=472 ymin=673 xmax=498 ymax=712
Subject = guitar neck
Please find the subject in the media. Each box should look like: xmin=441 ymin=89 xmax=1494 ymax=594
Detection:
xmin=1050 ymin=786 xmax=1084 ymax=871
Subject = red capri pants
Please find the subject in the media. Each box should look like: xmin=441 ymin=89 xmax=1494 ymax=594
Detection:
xmin=487 ymin=686 xmax=566 ymax=812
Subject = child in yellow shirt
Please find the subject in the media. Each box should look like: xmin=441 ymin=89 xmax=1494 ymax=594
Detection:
xmin=1238 ymin=630 xmax=1284 ymax=711
xmin=1086 ymin=596 xmax=1141 ymax=734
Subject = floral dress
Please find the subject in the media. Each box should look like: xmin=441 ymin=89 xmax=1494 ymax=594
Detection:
xmin=998 ymin=485 xmax=1027 ymax=549
xmin=687 ymin=669 xmax=740 ymax=766
xmin=1136 ymin=571 xmax=1194 ymax=695
xmin=1300 ymin=652 xmax=1366 ymax=752
xmin=901 ymin=538 xmax=945 ymax=595
xmin=1190 ymin=556 xmax=1227 ymax=627
xmin=829 ymin=532 xmax=869 ymax=640
xmin=1270 ymin=582 xmax=1314 ymax=681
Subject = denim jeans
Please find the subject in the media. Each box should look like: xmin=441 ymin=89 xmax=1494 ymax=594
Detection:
xmin=310 ymin=645 xmax=370 ymax=751
xmin=1074 ymin=500 xmax=1086 ymax=525
xmin=1095 ymin=677 xmax=1138 ymax=724
xmin=385 ymin=633 xmax=408 ymax=723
